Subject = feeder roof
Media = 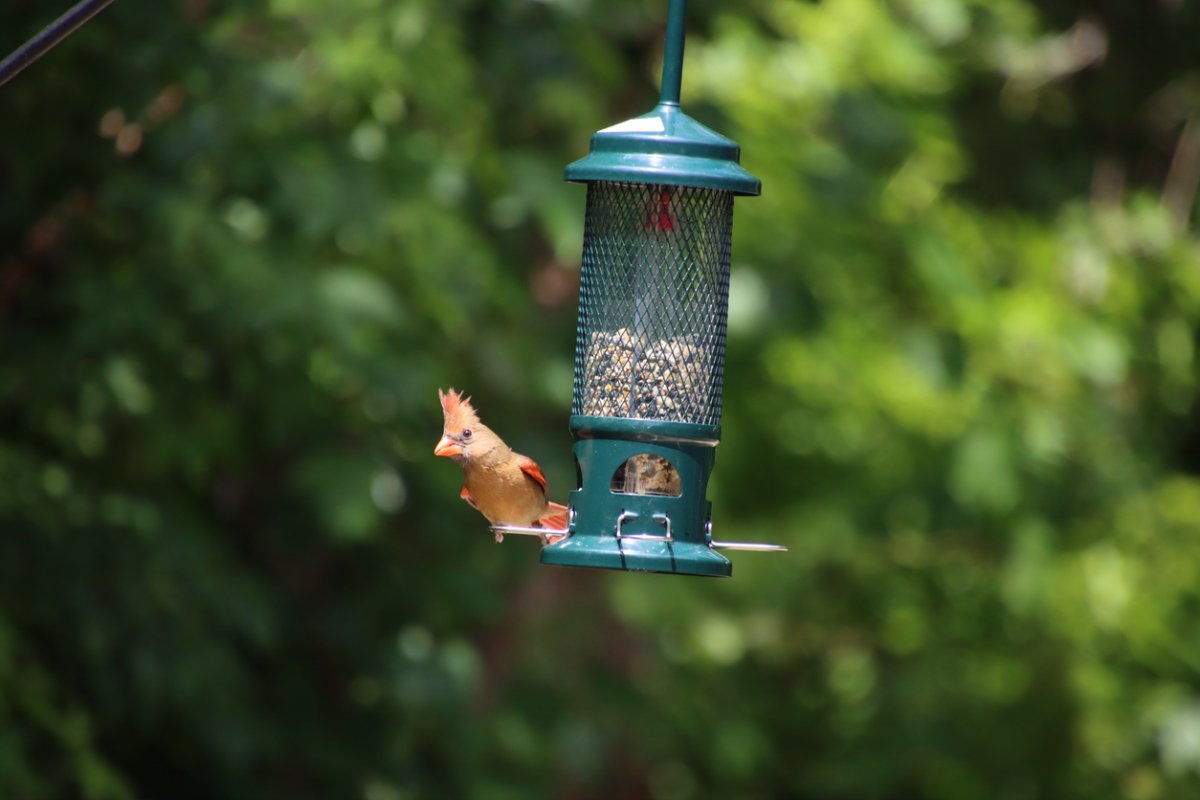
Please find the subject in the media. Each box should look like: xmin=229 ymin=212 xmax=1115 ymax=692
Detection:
xmin=565 ymin=103 xmax=761 ymax=196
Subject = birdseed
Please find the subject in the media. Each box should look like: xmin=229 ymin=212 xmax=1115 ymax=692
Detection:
xmin=580 ymin=327 xmax=712 ymax=422
xmin=611 ymin=453 xmax=681 ymax=496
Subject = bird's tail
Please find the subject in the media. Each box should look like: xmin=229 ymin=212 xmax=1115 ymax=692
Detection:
xmin=538 ymin=502 xmax=570 ymax=544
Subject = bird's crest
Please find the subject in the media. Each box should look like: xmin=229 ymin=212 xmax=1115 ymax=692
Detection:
xmin=438 ymin=387 xmax=481 ymax=430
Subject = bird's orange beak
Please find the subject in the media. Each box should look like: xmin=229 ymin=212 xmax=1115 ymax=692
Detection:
xmin=434 ymin=434 xmax=462 ymax=457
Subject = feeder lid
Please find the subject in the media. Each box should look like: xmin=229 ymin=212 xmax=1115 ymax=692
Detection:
xmin=565 ymin=102 xmax=761 ymax=196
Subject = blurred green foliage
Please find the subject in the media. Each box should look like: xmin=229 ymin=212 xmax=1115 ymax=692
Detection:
xmin=2 ymin=0 xmax=1200 ymax=797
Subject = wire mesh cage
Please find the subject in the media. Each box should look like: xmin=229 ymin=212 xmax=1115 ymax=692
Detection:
xmin=574 ymin=183 xmax=734 ymax=428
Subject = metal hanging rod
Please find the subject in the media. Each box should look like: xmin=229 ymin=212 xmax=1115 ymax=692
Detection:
xmin=0 ymin=0 xmax=117 ymax=89
xmin=659 ymin=0 xmax=687 ymax=106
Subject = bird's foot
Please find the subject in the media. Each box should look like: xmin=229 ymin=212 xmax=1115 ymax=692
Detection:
xmin=535 ymin=529 xmax=567 ymax=546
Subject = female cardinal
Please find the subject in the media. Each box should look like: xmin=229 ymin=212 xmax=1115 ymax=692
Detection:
xmin=434 ymin=388 xmax=569 ymax=542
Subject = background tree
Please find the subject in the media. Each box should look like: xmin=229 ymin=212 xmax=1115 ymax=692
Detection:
xmin=2 ymin=0 xmax=1199 ymax=798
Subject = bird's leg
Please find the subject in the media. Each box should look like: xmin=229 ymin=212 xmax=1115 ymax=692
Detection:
xmin=532 ymin=522 xmax=567 ymax=546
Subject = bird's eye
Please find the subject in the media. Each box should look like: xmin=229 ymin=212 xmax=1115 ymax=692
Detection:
xmin=461 ymin=428 xmax=473 ymax=440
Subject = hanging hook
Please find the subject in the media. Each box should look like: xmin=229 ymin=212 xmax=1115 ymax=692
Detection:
xmin=615 ymin=510 xmax=673 ymax=542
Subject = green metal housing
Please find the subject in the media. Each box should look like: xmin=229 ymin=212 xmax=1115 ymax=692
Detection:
xmin=540 ymin=0 xmax=760 ymax=578
xmin=539 ymin=418 xmax=731 ymax=577
xmin=564 ymin=102 xmax=761 ymax=197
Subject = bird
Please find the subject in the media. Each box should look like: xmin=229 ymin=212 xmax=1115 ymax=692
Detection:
xmin=434 ymin=387 xmax=569 ymax=543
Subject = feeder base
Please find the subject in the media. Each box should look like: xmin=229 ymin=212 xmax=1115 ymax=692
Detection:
xmin=540 ymin=535 xmax=731 ymax=578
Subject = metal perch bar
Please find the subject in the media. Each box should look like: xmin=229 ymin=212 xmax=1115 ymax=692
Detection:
xmin=709 ymin=541 xmax=789 ymax=552
xmin=490 ymin=525 xmax=569 ymax=546
xmin=705 ymin=520 xmax=787 ymax=552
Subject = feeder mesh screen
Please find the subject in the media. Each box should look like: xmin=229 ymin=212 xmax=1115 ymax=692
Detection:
xmin=573 ymin=182 xmax=734 ymax=427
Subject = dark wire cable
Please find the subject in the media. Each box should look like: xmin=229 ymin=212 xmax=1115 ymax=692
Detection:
xmin=0 ymin=0 xmax=117 ymax=89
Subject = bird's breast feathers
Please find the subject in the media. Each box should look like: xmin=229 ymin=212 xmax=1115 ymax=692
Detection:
xmin=462 ymin=460 xmax=547 ymax=526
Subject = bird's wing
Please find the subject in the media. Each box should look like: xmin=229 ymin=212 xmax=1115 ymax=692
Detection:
xmin=460 ymin=484 xmax=479 ymax=510
xmin=515 ymin=455 xmax=548 ymax=495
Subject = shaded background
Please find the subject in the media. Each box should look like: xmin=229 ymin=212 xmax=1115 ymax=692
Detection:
xmin=3 ymin=0 xmax=1200 ymax=797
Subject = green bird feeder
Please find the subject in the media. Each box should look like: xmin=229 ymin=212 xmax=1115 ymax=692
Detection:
xmin=539 ymin=0 xmax=785 ymax=577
